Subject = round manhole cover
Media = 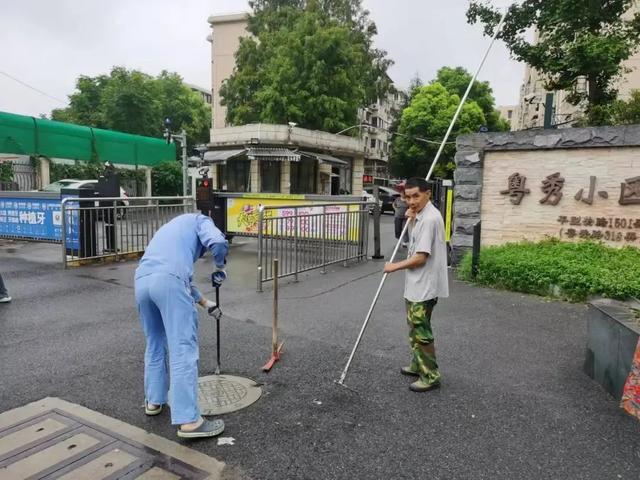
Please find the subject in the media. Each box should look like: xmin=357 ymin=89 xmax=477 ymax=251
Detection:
xmin=197 ymin=375 xmax=262 ymax=415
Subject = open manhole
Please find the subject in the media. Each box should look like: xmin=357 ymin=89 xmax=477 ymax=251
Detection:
xmin=197 ymin=375 xmax=262 ymax=415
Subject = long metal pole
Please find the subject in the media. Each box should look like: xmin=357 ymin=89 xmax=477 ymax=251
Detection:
xmin=215 ymin=286 xmax=221 ymax=375
xmin=181 ymin=130 xmax=188 ymax=198
xmin=337 ymin=10 xmax=508 ymax=386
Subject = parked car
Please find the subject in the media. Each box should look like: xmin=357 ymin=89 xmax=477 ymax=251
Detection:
xmin=42 ymin=179 xmax=129 ymax=206
xmin=363 ymin=186 xmax=400 ymax=214
xmin=362 ymin=190 xmax=382 ymax=214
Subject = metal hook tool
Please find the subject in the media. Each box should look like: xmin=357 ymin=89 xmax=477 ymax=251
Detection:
xmin=208 ymin=286 xmax=222 ymax=375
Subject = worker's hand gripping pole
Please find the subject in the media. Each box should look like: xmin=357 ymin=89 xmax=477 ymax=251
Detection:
xmin=336 ymin=9 xmax=508 ymax=388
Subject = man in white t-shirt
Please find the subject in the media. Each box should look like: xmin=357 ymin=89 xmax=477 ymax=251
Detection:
xmin=384 ymin=177 xmax=449 ymax=392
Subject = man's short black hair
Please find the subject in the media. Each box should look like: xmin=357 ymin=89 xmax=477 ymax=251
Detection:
xmin=405 ymin=177 xmax=433 ymax=192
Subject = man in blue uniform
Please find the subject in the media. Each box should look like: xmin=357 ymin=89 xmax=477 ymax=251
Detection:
xmin=135 ymin=213 xmax=228 ymax=438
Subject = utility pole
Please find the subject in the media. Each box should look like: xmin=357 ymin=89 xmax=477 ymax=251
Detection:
xmin=163 ymin=119 xmax=189 ymax=198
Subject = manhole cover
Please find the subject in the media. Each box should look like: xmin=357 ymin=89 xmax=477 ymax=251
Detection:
xmin=198 ymin=375 xmax=262 ymax=415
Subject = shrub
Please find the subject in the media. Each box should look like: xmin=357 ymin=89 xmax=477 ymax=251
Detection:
xmin=151 ymin=161 xmax=183 ymax=197
xmin=0 ymin=162 xmax=13 ymax=182
xmin=458 ymin=239 xmax=640 ymax=302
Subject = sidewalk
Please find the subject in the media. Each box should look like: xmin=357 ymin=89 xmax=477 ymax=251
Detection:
xmin=1 ymin=224 xmax=639 ymax=479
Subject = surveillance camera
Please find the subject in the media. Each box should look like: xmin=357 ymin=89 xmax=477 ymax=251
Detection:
xmin=523 ymin=93 xmax=537 ymax=104
xmin=288 ymin=122 xmax=297 ymax=128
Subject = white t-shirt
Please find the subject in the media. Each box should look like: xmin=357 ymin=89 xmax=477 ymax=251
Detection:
xmin=404 ymin=202 xmax=449 ymax=302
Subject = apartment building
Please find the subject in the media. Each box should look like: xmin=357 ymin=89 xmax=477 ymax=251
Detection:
xmin=515 ymin=4 xmax=640 ymax=130
xmin=206 ymin=12 xmax=400 ymax=193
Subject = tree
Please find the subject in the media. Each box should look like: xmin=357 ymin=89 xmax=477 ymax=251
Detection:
xmin=611 ymin=89 xmax=640 ymax=124
xmin=434 ymin=67 xmax=509 ymax=132
xmin=220 ymin=0 xmax=392 ymax=132
xmin=467 ymin=0 xmax=640 ymax=126
xmin=52 ymin=67 xmax=211 ymax=148
xmin=152 ymin=161 xmax=183 ymax=197
xmin=0 ymin=162 xmax=13 ymax=183
xmin=389 ymin=83 xmax=485 ymax=179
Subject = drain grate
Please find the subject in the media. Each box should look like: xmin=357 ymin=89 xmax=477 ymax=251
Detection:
xmin=0 ymin=400 xmax=221 ymax=479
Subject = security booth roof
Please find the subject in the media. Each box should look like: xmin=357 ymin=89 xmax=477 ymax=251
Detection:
xmin=247 ymin=147 xmax=301 ymax=162
xmin=203 ymin=148 xmax=247 ymax=163
xmin=299 ymin=150 xmax=349 ymax=167
xmin=0 ymin=111 xmax=176 ymax=167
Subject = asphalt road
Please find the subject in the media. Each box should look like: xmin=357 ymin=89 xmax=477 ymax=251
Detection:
xmin=1 ymin=216 xmax=639 ymax=479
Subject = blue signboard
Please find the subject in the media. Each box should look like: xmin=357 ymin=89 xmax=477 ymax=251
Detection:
xmin=0 ymin=197 xmax=63 ymax=241
xmin=61 ymin=194 xmax=80 ymax=250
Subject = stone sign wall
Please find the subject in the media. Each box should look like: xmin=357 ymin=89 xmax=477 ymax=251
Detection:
xmin=452 ymin=126 xmax=640 ymax=261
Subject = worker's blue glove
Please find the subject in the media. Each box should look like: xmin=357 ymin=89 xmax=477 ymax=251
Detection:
xmin=212 ymin=268 xmax=227 ymax=286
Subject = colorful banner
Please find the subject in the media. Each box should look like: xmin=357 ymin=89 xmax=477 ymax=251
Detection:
xmin=226 ymin=195 xmax=362 ymax=240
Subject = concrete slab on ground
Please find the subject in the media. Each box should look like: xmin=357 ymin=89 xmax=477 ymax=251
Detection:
xmin=0 ymin=397 xmax=224 ymax=479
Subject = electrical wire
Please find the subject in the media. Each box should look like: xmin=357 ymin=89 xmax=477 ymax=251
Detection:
xmin=0 ymin=71 xmax=68 ymax=105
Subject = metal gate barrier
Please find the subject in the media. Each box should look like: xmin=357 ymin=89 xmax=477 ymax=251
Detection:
xmin=256 ymin=202 xmax=370 ymax=291
xmin=61 ymin=196 xmax=194 ymax=267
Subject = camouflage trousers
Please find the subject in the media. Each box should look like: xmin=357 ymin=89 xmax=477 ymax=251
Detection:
xmin=405 ymin=298 xmax=440 ymax=386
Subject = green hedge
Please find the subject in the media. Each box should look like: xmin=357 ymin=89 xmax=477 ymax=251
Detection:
xmin=0 ymin=162 xmax=13 ymax=182
xmin=458 ymin=239 xmax=640 ymax=302
xmin=50 ymin=161 xmax=146 ymax=184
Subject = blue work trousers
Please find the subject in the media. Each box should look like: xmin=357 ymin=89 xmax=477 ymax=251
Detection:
xmin=135 ymin=272 xmax=200 ymax=425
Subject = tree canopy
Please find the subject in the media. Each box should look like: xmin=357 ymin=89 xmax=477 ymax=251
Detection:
xmin=435 ymin=67 xmax=509 ymax=132
xmin=389 ymin=82 xmax=486 ymax=179
xmin=467 ymin=0 xmax=640 ymax=125
xmin=389 ymin=67 xmax=506 ymax=179
xmin=220 ymin=0 xmax=392 ymax=132
xmin=51 ymin=67 xmax=211 ymax=147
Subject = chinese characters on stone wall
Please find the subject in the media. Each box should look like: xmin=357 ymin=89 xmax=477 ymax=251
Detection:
xmin=499 ymin=173 xmax=640 ymax=244
xmin=557 ymin=216 xmax=640 ymax=243
xmin=500 ymin=173 xmax=640 ymax=206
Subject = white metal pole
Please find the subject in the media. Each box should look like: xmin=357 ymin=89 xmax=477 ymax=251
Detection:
xmin=337 ymin=9 xmax=508 ymax=386
xmin=181 ymin=130 xmax=188 ymax=198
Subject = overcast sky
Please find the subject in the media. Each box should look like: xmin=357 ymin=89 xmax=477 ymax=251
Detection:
xmin=1 ymin=0 xmax=522 ymax=119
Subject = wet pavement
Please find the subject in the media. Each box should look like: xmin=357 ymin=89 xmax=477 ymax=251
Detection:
xmin=1 ymin=216 xmax=639 ymax=479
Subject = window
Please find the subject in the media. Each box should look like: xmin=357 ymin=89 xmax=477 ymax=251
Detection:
xmin=337 ymin=159 xmax=353 ymax=194
xmin=225 ymin=160 xmax=250 ymax=192
xmin=260 ymin=160 xmax=281 ymax=193
xmin=371 ymin=117 xmax=378 ymax=127
xmin=370 ymin=138 xmax=376 ymax=149
xmin=290 ymin=158 xmax=317 ymax=194
xmin=508 ymin=110 xmax=513 ymax=120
